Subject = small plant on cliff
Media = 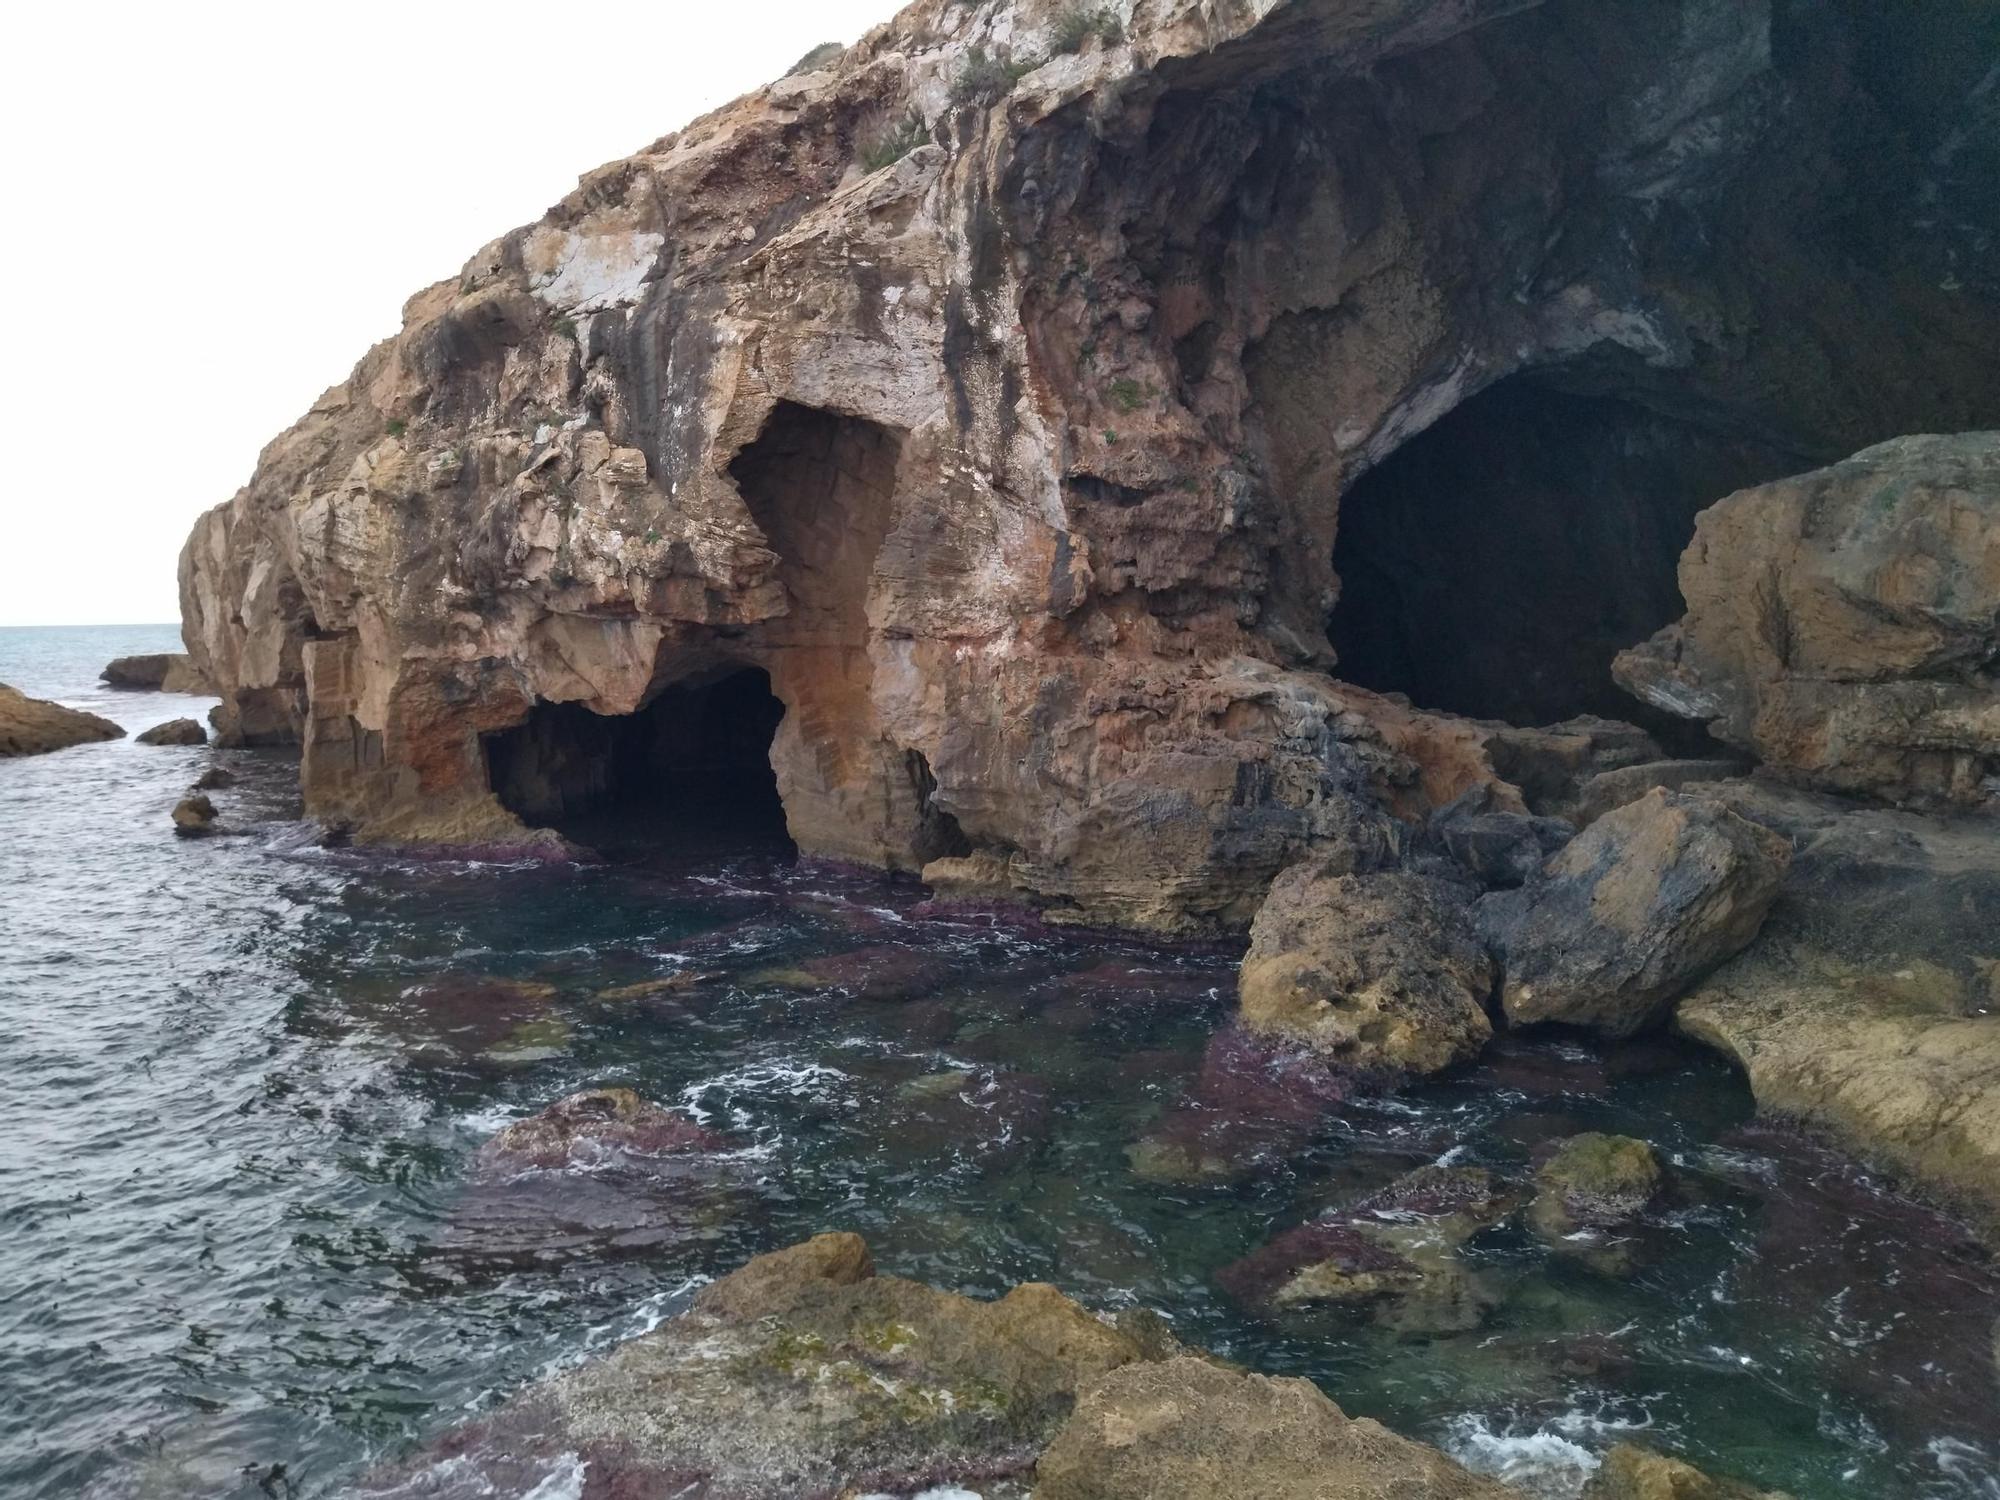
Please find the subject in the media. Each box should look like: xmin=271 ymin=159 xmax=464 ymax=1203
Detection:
xmin=786 ymin=41 xmax=845 ymax=77
xmin=1051 ymin=5 xmax=1122 ymax=54
xmin=384 ymin=418 xmax=408 ymax=439
xmin=951 ymin=45 xmax=1037 ymax=106
xmin=1106 ymin=377 xmax=1148 ymax=414
xmin=552 ymin=315 xmax=578 ymax=341
xmin=859 ymin=111 xmax=929 ymax=172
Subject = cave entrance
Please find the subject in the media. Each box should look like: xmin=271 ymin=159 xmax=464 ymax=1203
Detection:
xmin=483 ymin=666 xmax=793 ymax=859
xmin=1325 ymin=374 xmax=1813 ymax=731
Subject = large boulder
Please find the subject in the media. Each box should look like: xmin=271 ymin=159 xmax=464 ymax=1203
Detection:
xmin=1239 ymin=865 xmax=1495 ymax=1077
xmin=101 ymin=652 xmax=211 ymax=694
xmin=1477 ymin=789 xmax=1791 ymax=1037
xmin=354 ymin=1232 xmax=1163 ymax=1497
xmin=1615 ymin=433 xmax=2000 ymax=807
xmin=0 ymin=683 xmax=122 ymax=756
xmin=1673 ymin=781 xmax=2000 ymax=1237
xmin=1033 ymin=1356 xmax=1510 ymax=1500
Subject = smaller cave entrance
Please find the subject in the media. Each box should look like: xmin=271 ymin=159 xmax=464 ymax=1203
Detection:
xmin=1326 ymin=375 xmax=1814 ymax=734
xmin=483 ymin=667 xmax=793 ymax=859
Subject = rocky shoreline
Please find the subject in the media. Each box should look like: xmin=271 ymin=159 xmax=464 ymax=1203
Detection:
xmin=135 ymin=0 xmax=2000 ymax=1489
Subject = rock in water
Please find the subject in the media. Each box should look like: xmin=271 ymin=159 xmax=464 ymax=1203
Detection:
xmin=0 ymin=683 xmax=123 ymax=757
xmin=1477 ymin=790 xmax=1790 ymax=1037
xmin=136 ymin=717 xmax=207 ymax=746
xmin=170 ymin=793 xmax=218 ymax=835
xmin=1583 ymin=1442 xmax=1793 ymax=1499
xmin=1239 ymin=865 xmax=1494 ymax=1076
xmin=1531 ymin=1133 xmax=1661 ymax=1241
xmin=1616 ymin=433 xmax=2000 ymax=808
xmin=101 ymin=652 xmax=211 ymax=693
xmin=1034 ymin=1356 xmax=1510 ymax=1500
xmin=478 ymin=1087 xmax=726 ymax=1170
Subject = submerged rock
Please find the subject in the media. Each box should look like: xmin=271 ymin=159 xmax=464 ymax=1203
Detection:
xmin=1034 ymin=1356 xmax=1509 ymax=1500
xmin=1583 ymin=1442 xmax=1793 ymax=1499
xmin=1218 ymin=1165 xmax=1512 ymax=1336
xmin=1530 ymin=1133 xmax=1662 ymax=1275
xmin=1127 ymin=1027 xmax=1352 ymax=1186
xmin=1478 ymin=789 xmax=1790 ymax=1037
xmin=1616 ymin=433 xmax=2000 ymax=807
xmin=436 ymin=1090 xmax=740 ymax=1271
xmin=479 ymin=1087 xmax=726 ymax=1171
xmin=0 ymin=682 xmax=122 ymax=757
xmin=136 ymin=717 xmax=207 ymax=746
xmin=751 ymin=944 xmax=949 ymax=1002
xmin=101 ymin=652 xmax=211 ymax=693
xmin=1239 ymin=865 xmax=1495 ymax=1077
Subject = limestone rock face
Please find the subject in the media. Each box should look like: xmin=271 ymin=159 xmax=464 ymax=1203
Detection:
xmin=1033 ymin=1356 xmax=1510 ymax=1500
xmin=136 ymin=718 xmax=207 ymax=747
xmin=101 ymin=653 xmax=211 ymax=694
xmin=1616 ymin=434 xmax=2000 ymax=807
xmin=1478 ymin=789 xmax=1791 ymax=1037
xmin=1239 ymin=865 xmax=1494 ymax=1076
xmin=1673 ymin=781 xmax=2000 ymax=1236
xmin=0 ymin=684 xmax=123 ymax=757
xmin=178 ymin=0 xmax=2000 ymax=931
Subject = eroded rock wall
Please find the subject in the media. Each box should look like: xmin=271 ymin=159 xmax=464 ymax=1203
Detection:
xmin=180 ymin=0 xmax=2000 ymax=931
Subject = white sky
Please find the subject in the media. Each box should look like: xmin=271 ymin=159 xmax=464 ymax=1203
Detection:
xmin=0 ymin=0 xmax=892 ymax=626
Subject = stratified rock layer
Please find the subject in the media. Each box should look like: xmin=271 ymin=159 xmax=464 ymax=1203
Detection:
xmin=0 ymin=684 xmax=123 ymax=757
xmin=178 ymin=0 xmax=2000 ymax=933
xmin=1673 ymin=781 xmax=2000 ymax=1236
xmin=1617 ymin=434 xmax=2000 ymax=807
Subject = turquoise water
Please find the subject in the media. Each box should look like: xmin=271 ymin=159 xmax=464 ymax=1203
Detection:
xmin=1 ymin=625 xmax=1995 ymax=1499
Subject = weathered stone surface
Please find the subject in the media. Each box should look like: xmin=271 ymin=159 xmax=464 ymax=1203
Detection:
xmin=1033 ymin=1356 xmax=1510 ymax=1500
xmin=1583 ymin=1442 xmax=1792 ymax=1500
xmin=177 ymin=0 xmax=2000 ymax=934
xmin=1574 ymin=758 xmax=1748 ymax=826
xmin=1239 ymin=865 xmax=1494 ymax=1076
xmin=356 ymin=1232 xmax=1157 ymax=1498
xmin=1531 ymin=1133 xmax=1661 ymax=1237
xmin=135 ymin=718 xmax=207 ymax=747
xmin=170 ymin=793 xmax=217 ymax=835
xmin=1426 ymin=783 xmax=1575 ymax=888
xmin=1673 ymin=781 xmax=2000 ymax=1236
xmin=1617 ymin=434 xmax=2000 ymax=807
xmin=101 ymin=653 xmax=211 ymax=694
xmin=0 ymin=683 xmax=123 ymax=757
xmin=1478 ymin=789 xmax=1791 ymax=1037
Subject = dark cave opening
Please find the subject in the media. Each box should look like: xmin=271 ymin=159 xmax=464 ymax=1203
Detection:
xmin=1326 ymin=375 xmax=1814 ymax=732
xmin=483 ymin=667 xmax=793 ymax=858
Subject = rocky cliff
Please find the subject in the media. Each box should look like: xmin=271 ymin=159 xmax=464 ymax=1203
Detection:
xmin=180 ymin=0 xmax=2000 ymax=932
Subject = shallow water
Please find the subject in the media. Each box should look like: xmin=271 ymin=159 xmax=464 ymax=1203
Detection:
xmin=2 ymin=625 xmax=1996 ymax=1499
